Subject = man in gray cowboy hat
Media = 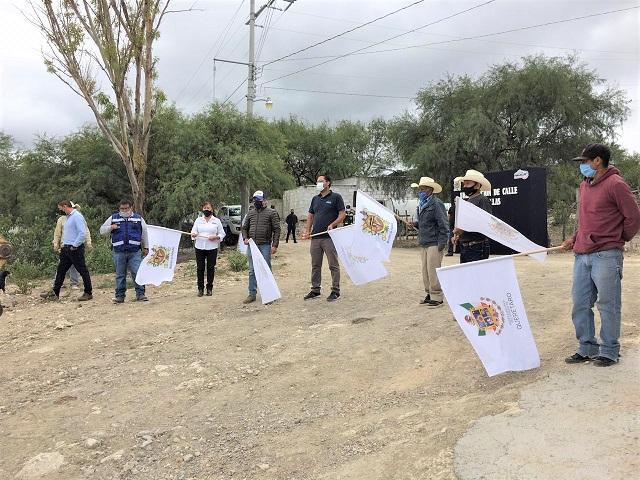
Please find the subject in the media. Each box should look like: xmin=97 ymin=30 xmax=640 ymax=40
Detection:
xmin=452 ymin=169 xmax=492 ymax=263
xmin=411 ymin=177 xmax=449 ymax=306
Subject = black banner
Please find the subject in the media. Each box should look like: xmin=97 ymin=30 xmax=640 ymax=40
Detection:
xmin=455 ymin=167 xmax=549 ymax=255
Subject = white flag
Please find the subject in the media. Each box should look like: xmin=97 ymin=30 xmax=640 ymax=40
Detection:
xmin=135 ymin=226 xmax=182 ymax=286
xmin=248 ymin=239 xmax=281 ymax=304
xmin=237 ymin=232 xmax=247 ymax=255
xmin=329 ymin=225 xmax=388 ymax=285
xmin=455 ymin=196 xmax=546 ymax=262
xmin=436 ymin=257 xmax=540 ymax=377
xmin=353 ymin=190 xmax=397 ymax=261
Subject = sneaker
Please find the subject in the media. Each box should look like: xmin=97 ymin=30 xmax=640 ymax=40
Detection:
xmin=197 ymin=289 xmax=204 ymax=297
xmin=426 ymin=300 xmax=443 ymax=307
xmin=206 ymin=288 xmax=213 ymax=297
xmin=40 ymin=290 xmax=59 ymax=301
xmin=327 ymin=292 xmax=340 ymax=302
xmin=135 ymin=295 xmax=148 ymax=302
xmin=445 ymin=253 xmax=453 ymax=257
xmin=303 ymin=291 xmax=321 ymax=300
xmin=70 ymin=284 xmax=80 ymax=290
xmin=592 ymin=356 xmax=617 ymax=367
xmin=78 ymin=293 xmax=93 ymax=301
xmin=243 ymin=294 xmax=256 ymax=304
xmin=112 ymin=296 xmax=125 ymax=304
xmin=564 ymin=353 xmax=591 ymax=364
xmin=420 ymin=294 xmax=431 ymax=304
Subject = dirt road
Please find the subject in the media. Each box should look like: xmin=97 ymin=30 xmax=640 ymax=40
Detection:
xmin=1 ymin=244 xmax=638 ymax=479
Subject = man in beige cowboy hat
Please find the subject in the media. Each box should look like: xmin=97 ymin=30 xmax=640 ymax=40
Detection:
xmin=410 ymin=177 xmax=449 ymax=306
xmin=452 ymin=169 xmax=492 ymax=263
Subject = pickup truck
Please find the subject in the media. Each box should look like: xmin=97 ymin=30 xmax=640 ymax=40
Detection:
xmin=218 ymin=204 xmax=242 ymax=245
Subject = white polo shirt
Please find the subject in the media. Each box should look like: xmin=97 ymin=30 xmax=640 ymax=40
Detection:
xmin=191 ymin=216 xmax=226 ymax=250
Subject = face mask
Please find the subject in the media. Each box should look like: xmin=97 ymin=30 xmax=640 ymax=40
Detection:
xmin=316 ymin=182 xmax=325 ymax=191
xmin=418 ymin=191 xmax=430 ymax=202
xmin=119 ymin=210 xmax=132 ymax=218
xmin=202 ymin=210 xmax=212 ymax=217
xmin=462 ymin=186 xmax=477 ymax=196
xmin=580 ymin=163 xmax=597 ymax=178
xmin=254 ymin=200 xmax=263 ymax=210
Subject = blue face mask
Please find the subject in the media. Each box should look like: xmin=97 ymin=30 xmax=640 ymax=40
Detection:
xmin=580 ymin=163 xmax=597 ymax=178
xmin=418 ymin=191 xmax=430 ymax=202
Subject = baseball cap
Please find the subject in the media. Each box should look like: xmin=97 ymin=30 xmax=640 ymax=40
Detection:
xmin=252 ymin=190 xmax=265 ymax=200
xmin=572 ymin=143 xmax=611 ymax=162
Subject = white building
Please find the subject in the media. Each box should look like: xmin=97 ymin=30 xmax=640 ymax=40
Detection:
xmin=282 ymin=176 xmax=421 ymax=224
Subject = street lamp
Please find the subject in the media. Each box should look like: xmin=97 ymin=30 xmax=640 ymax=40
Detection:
xmin=256 ymin=97 xmax=273 ymax=110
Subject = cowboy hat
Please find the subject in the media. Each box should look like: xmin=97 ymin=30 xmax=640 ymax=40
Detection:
xmin=454 ymin=169 xmax=491 ymax=192
xmin=410 ymin=176 xmax=442 ymax=194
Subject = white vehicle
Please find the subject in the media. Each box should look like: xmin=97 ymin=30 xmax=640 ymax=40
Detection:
xmin=218 ymin=204 xmax=242 ymax=245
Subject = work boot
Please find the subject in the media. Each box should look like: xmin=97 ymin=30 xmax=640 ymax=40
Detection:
xmin=243 ymin=294 xmax=256 ymax=304
xmin=135 ymin=295 xmax=148 ymax=302
xmin=112 ymin=296 xmax=125 ymax=304
xmin=197 ymin=289 xmax=204 ymax=297
xmin=206 ymin=287 xmax=213 ymax=296
xmin=78 ymin=293 xmax=93 ymax=301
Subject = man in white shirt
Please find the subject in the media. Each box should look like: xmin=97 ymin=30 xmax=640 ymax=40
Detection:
xmin=191 ymin=201 xmax=226 ymax=296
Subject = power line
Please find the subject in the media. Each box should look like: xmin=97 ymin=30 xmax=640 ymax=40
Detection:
xmin=175 ymin=0 xmax=246 ymax=102
xmin=262 ymin=0 xmax=425 ymax=67
xmin=262 ymin=26 xmax=638 ymax=60
xmin=222 ymin=78 xmax=248 ymax=106
xmin=262 ymin=4 xmax=640 ymax=67
xmin=262 ymin=0 xmax=497 ymax=84
xmin=264 ymin=86 xmax=413 ymax=99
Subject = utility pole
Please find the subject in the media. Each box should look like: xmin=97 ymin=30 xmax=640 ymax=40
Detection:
xmin=240 ymin=0 xmax=258 ymax=218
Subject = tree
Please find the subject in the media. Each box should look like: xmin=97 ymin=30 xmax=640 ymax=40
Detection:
xmin=28 ymin=0 xmax=175 ymax=211
xmin=390 ymin=55 xmax=630 ymax=201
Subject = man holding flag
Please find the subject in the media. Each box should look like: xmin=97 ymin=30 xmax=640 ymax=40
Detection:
xmin=452 ymin=170 xmax=493 ymax=263
xmin=302 ymin=174 xmax=345 ymax=302
xmin=241 ymin=190 xmax=281 ymax=304
xmin=410 ymin=177 xmax=449 ymax=306
xmin=562 ymin=144 xmax=640 ymax=367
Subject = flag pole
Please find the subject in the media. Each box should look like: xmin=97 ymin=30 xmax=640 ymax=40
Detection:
xmin=306 ymin=225 xmax=352 ymax=238
xmin=437 ymin=245 xmax=566 ymax=271
xmin=394 ymin=213 xmax=417 ymax=231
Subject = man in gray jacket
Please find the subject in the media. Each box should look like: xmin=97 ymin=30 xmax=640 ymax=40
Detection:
xmin=411 ymin=177 xmax=449 ymax=307
xmin=241 ymin=190 xmax=281 ymax=304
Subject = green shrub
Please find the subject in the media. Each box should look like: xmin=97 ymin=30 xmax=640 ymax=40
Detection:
xmin=9 ymin=260 xmax=42 ymax=294
xmin=86 ymin=237 xmax=115 ymax=274
xmin=226 ymin=250 xmax=248 ymax=272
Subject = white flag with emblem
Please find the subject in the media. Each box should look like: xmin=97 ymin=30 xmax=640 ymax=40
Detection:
xmin=436 ymin=256 xmax=540 ymax=376
xmin=135 ymin=226 xmax=182 ymax=286
xmin=329 ymin=225 xmax=388 ymax=285
xmin=248 ymin=239 xmax=281 ymax=304
xmin=353 ymin=190 xmax=397 ymax=261
xmin=455 ymin=196 xmax=546 ymax=262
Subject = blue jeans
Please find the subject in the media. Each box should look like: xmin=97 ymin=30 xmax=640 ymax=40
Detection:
xmin=572 ymin=249 xmax=623 ymax=361
xmin=247 ymin=243 xmax=272 ymax=296
xmin=113 ymin=250 xmax=145 ymax=298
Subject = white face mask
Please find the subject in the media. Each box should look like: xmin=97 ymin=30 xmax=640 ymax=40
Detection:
xmin=316 ymin=182 xmax=325 ymax=191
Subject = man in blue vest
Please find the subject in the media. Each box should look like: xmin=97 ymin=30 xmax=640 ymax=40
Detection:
xmin=99 ymin=199 xmax=149 ymax=303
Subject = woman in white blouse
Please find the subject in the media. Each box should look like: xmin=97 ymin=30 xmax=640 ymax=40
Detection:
xmin=190 ymin=201 xmax=225 ymax=297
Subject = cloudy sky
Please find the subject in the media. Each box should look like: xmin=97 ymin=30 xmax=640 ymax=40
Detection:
xmin=1 ymin=0 xmax=638 ymax=153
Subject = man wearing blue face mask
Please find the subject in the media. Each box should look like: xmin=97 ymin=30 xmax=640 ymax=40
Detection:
xmin=410 ymin=177 xmax=449 ymax=306
xmin=561 ymin=143 xmax=640 ymax=367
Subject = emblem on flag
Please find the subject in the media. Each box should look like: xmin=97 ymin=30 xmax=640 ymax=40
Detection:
xmin=360 ymin=207 xmax=391 ymax=241
xmin=488 ymin=219 xmax=519 ymax=241
xmin=460 ymin=297 xmax=504 ymax=336
xmin=148 ymin=245 xmax=173 ymax=268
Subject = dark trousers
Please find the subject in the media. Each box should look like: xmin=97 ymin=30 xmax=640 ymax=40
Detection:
xmin=195 ymin=247 xmax=218 ymax=290
xmin=447 ymin=230 xmax=454 ymax=255
xmin=286 ymin=225 xmax=297 ymax=242
xmin=310 ymin=237 xmax=340 ymax=294
xmin=53 ymin=245 xmax=92 ymax=295
xmin=460 ymin=240 xmax=490 ymax=264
